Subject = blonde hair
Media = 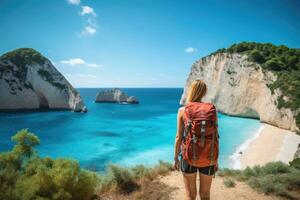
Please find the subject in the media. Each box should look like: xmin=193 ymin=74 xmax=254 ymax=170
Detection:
xmin=186 ymin=80 xmax=207 ymax=103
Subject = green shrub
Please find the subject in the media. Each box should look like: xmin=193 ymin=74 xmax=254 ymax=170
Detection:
xmin=152 ymin=160 xmax=173 ymax=176
xmin=264 ymin=58 xmax=285 ymax=71
xmin=261 ymin=161 xmax=290 ymax=174
xmin=289 ymin=158 xmax=300 ymax=169
xmin=247 ymin=175 xmax=290 ymax=198
xmin=223 ymin=178 xmax=236 ymax=188
xmin=106 ymin=165 xmax=139 ymax=194
xmin=217 ymin=168 xmax=241 ymax=177
xmin=287 ymin=55 xmax=298 ymax=69
xmin=249 ymin=49 xmax=265 ymax=63
xmin=132 ymin=165 xmax=153 ymax=180
xmin=98 ymin=160 xmax=173 ymax=195
xmin=219 ymin=161 xmax=300 ymax=199
xmin=242 ymin=166 xmax=255 ymax=178
xmin=280 ymin=169 xmax=300 ymax=187
xmin=0 ymin=129 xmax=99 ymax=200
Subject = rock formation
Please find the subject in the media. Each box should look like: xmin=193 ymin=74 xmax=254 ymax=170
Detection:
xmin=180 ymin=53 xmax=298 ymax=132
xmin=95 ymin=88 xmax=139 ymax=104
xmin=0 ymin=48 xmax=87 ymax=112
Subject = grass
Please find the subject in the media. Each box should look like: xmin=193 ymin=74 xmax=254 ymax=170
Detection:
xmin=218 ymin=160 xmax=300 ymax=199
xmin=97 ymin=161 xmax=174 ymax=197
xmin=223 ymin=178 xmax=236 ymax=188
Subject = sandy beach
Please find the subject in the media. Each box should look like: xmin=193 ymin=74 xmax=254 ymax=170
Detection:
xmin=238 ymin=123 xmax=300 ymax=169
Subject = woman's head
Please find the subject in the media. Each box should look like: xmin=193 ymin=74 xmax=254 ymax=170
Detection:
xmin=186 ymin=79 xmax=207 ymax=103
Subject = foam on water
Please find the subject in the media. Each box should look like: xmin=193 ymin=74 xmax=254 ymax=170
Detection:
xmin=230 ymin=125 xmax=265 ymax=169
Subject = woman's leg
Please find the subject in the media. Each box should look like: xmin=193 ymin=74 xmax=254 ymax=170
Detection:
xmin=182 ymin=172 xmax=197 ymax=200
xmin=199 ymin=173 xmax=213 ymax=200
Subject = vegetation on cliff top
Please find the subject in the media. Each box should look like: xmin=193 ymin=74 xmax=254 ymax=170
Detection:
xmin=214 ymin=42 xmax=300 ymax=131
xmin=0 ymin=48 xmax=66 ymax=91
xmin=0 ymin=48 xmax=46 ymax=67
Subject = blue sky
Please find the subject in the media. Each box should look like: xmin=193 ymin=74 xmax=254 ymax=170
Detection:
xmin=0 ymin=0 xmax=299 ymax=87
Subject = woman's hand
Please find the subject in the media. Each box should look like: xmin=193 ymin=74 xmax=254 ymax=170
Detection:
xmin=173 ymin=157 xmax=180 ymax=171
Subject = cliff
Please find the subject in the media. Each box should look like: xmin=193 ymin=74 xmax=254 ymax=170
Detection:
xmin=180 ymin=52 xmax=298 ymax=132
xmin=0 ymin=48 xmax=87 ymax=112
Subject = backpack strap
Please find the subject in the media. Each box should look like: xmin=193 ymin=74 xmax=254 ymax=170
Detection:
xmin=209 ymin=127 xmax=215 ymax=165
xmin=183 ymin=107 xmax=192 ymax=142
xmin=183 ymin=119 xmax=192 ymax=142
xmin=200 ymin=120 xmax=206 ymax=147
xmin=209 ymin=117 xmax=218 ymax=166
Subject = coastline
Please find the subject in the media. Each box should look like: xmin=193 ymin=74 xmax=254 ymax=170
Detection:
xmin=231 ymin=123 xmax=300 ymax=170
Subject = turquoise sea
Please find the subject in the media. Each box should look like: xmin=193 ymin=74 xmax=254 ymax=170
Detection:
xmin=0 ymin=88 xmax=262 ymax=171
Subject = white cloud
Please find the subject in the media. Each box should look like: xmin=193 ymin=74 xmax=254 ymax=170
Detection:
xmin=80 ymin=6 xmax=96 ymax=16
xmin=67 ymin=0 xmax=80 ymax=5
xmin=185 ymin=47 xmax=198 ymax=53
xmin=66 ymin=0 xmax=98 ymax=36
xmin=60 ymin=58 xmax=101 ymax=68
xmin=82 ymin=26 xmax=96 ymax=35
xmin=61 ymin=58 xmax=85 ymax=66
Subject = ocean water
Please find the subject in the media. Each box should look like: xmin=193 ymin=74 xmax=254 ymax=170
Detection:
xmin=0 ymin=88 xmax=261 ymax=171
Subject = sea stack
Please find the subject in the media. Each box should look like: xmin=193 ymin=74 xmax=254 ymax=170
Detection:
xmin=0 ymin=48 xmax=87 ymax=112
xmin=180 ymin=43 xmax=299 ymax=132
xmin=95 ymin=88 xmax=139 ymax=104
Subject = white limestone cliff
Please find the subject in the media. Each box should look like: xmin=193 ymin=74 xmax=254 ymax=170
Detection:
xmin=0 ymin=48 xmax=87 ymax=112
xmin=180 ymin=53 xmax=298 ymax=132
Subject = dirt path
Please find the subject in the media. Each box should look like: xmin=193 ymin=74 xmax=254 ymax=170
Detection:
xmin=159 ymin=171 xmax=282 ymax=200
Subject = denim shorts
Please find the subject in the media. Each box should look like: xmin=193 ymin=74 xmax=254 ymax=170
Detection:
xmin=180 ymin=156 xmax=215 ymax=176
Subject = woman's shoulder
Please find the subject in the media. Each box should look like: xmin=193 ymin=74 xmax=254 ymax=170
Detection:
xmin=177 ymin=106 xmax=185 ymax=114
xmin=178 ymin=106 xmax=185 ymax=110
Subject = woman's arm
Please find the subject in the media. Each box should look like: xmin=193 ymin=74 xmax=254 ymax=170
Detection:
xmin=173 ymin=107 xmax=184 ymax=170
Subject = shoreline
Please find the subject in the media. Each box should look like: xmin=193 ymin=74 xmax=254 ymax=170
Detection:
xmin=231 ymin=123 xmax=300 ymax=170
xmin=230 ymin=125 xmax=265 ymax=169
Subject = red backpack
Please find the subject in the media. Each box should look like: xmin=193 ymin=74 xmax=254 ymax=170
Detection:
xmin=181 ymin=102 xmax=219 ymax=168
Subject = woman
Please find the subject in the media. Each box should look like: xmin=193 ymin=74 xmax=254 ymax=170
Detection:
xmin=173 ymin=79 xmax=219 ymax=200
